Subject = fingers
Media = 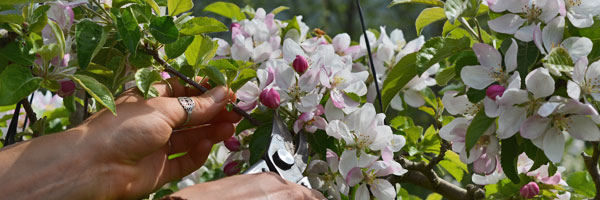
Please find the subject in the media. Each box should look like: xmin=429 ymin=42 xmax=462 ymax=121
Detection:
xmin=152 ymin=86 xmax=234 ymax=128
xmin=168 ymin=123 xmax=235 ymax=154
xmin=161 ymin=123 xmax=234 ymax=182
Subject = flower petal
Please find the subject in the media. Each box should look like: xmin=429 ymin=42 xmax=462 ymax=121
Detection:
xmin=567 ymin=10 xmax=594 ymax=28
xmin=326 ymin=120 xmax=354 ymax=144
xmin=345 ymin=167 xmax=364 ymax=187
xmin=355 ymin=183 xmax=370 ymax=200
xmin=488 ymin=14 xmax=526 ymax=34
xmin=326 ymin=149 xmax=340 ymax=173
xmin=542 ymin=128 xmax=565 ymax=163
xmin=461 ymin=65 xmax=496 ymax=90
xmin=573 ymin=56 xmax=588 ymax=84
xmin=339 ymin=149 xmax=358 ymax=179
xmin=497 ymin=106 xmax=527 ymax=139
xmin=390 ymin=93 xmax=404 ymax=111
xmin=473 ymin=43 xmax=503 ymax=69
xmin=533 ymin=23 xmax=545 ymax=54
xmin=537 ymin=102 xmax=561 ymax=117
xmin=442 ymin=91 xmax=472 ymax=115
xmin=566 ymin=115 xmax=600 ymax=141
xmin=403 ymin=89 xmax=425 ymax=108
xmin=562 ymin=37 xmax=593 ymax=61
xmin=525 ymin=68 xmax=555 ymax=99
xmin=371 ymin=179 xmax=396 ymax=200
xmin=501 ymin=41 xmax=518 ymax=75
xmin=282 ymin=38 xmax=306 ymax=63
xmin=520 ymin=115 xmax=552 ymax=139
xmin=542 ymin=16 xmax=565 ymax=53
xmin=514 ymin=24 xmax=536 ymax=42
xmin=567 ymin=80 xmax=581 ymax=100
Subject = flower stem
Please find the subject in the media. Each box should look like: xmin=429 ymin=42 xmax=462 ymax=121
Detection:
xmin=582 ymin=142 xmax=600 ymax=199
xmin=459 ymin=17 xmax=484 ymax=43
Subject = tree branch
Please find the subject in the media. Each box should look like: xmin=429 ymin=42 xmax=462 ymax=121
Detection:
xmin=21 ymin=98 xmax=38 ymax=136
xmin=392 ymin=158 xmax=485 ymax=200
xmin=143 ymin=47 xmax=261 ymax=126
xmin=582 ymin=142 xmax=600 ymax=200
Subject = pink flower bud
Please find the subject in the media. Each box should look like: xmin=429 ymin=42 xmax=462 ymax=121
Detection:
xmin=259 ymin=88 xmax=280 ymax=108
xmin=486 ymin=85 xmax=506 ymax=100
xmin=223 ymin=161 xmax=242 ymax=176
xmin=224 ymin=136 xmax=241 ymax=152
xmin=230 ymin=23 xmax=241 ymax=29
xmin=520 ymin=182 xmax=539 ymax=199
xmin=293 ymin=55 xmax=309 ymax=74
xmin=57 ymin=80 xmax=76 ymax=97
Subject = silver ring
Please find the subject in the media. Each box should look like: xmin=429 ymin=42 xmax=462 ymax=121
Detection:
xmin=177 ymin=97 xmax=195 ymax=126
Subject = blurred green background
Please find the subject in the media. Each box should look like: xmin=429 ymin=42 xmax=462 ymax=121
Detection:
xmin=192 ymin=0 xmax=441 ymax=41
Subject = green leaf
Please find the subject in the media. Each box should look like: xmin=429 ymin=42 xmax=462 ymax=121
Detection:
xmin=270 ymin=6 xmax=289 ymax=14
xmin=542 ymin=47 xmax=574 ymax=75
xmin=435 ymin=65 xmax=455 ymax=86
xmin=144 ymin=0 xmax=161 ymax=15
xmin=405 ymin=126 xmax=423 ymax=146
xmin=167 ymin=0 xmax=193 ymax=16
xmin=165 ymin=35 xmax=194 ymax=59
xmin=179 ymin=17 xmax=228 ymax=35
xmin=466 ymin=88 xmax=486 ymax=103
xmin=420 ymin=125 xmax=440 ymax=154
xmin=388 ymin=0 xmax=444 ymax=7
xmin=282 ymin=16 xmax=301 ymax=40
xmin=382 ymin=37 xmax=470 ymax=111
xmin=439 ymin=150 xmax=467 ymax=182
xmin=415 ymin=7 xmax=446 ymax=36
xmin=168 ymin=152 xmax=188 ymax=160
xmin=0 ymin=65 xmax=42 ymax=106
xmin=112 ymin=0 xmax=142 ymax=8
xmin=306 ymin=130 xmax=337 ymax=158
xmin=453 ymin=50 xmax=478 ymax=79
xmin=500 ymin=136 xmax=521 ymax=183
xmin=184 ymin=35 xmax=218 ymax=68
xmin=114 ymin=7 xmax=141 ymax=55
xmin=229 ymin=68 xmax=255 ymax=91
xmin=444 ymin=0 xmax=479 ymax=23
xmin=425 ymin=193 xmax=442 ymax=200
xmin=46 ymin=19 xmax=66 ymax=57
xmin=149 ymin=16 xmax=179 ymax=44
xmin=567 ymin=171 xmax=596 ymax=198
xmin=76 ymin=19 xmax=108 ymax=70
xmin=28 ymin=4 xmax=49 ymax=33
xmin=70 ymin=74 xmax=116 ymax=115
xmin=135 ymin=68 xmax=162 ymax=98
xmin=249 ymin=122 xmax=272 ymax=165
xmin=203 ymin=65 xmax=226 ymax=86
xmin=203 ymin=2 xmax=246 ymax=21
xmin=0 ymin=0 xmax=50 ymax=5
xmin=390 ymin=116 xmax=415 ymax=130
xmin=0 ymin=41 xmax=34 ymax=66
xmin=465 ymin=108 xmax=495 ymax=154
xmin=129 ymin=51 xmax=153 ymax=68
xmin=0 ymin=14 xmax=24 ymax=24
xmin=209 ymin=59 xmax=238 ymax=71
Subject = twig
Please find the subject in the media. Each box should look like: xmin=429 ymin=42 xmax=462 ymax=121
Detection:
xmin=393 ymin=158 xmax=485 ymax=200
xmin=426 ymin=140 xmax=450 ymax=170
xmin=582 ymin=142 xmax=600 ymax=200
xmin=21 ymin=98 xmax=38 ymax=136
xmin=144 ymin=47 xmax=261 ymax=126
xmin=458 ymin=17 xmax=484 ymax=43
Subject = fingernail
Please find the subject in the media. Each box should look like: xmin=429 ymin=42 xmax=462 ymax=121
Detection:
xmin=210 ymin=86 xmax=227 ymax=102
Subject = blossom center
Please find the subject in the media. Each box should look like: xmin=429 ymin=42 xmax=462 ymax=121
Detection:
xmin=523 ymin=3 xmax=542 ymax=22
xmin=566 ymin=0 xmax=582 ymax=8
xmin=552 ymin=114 xmax=572 ymax=131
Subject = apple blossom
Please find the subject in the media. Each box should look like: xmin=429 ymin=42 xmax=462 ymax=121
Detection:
xmin=259 ymin=88 xmax=281 ymax=108
xmin=57 ymin=80 xmax=75 ymax=98
xmin=460 ymin=41 xmax=518 ymax=90
xmin=224 ymin=136 xmax=241 ymax=152
xmin=558 ymin=0 xmax=600 ymax=28
xmin=567 ymin=57 xmax=600 ymax=101
xmin=486 ymin=85 xmax=506 ymax=100
xmin=223 ymin=160 xmax=242 ymax=176
xmin=488 ymin=0 xmax=560 ymax=41
xmin=520 ymin=182 xmax=540 ymax=199
xmin=293 ymin=105 xmax=327 ymax=133
xmin=293 ymin=55 xmax=309 ymax=74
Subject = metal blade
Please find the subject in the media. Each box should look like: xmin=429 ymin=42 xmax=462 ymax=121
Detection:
xmin=271 ymin=111 xmax=295 ymax=156
xmin=293 ymin=131 xmax=309 ymax=173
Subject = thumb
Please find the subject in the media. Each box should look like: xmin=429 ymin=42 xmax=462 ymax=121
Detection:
xmin=155 ymin=86 xmax=231 ymax=128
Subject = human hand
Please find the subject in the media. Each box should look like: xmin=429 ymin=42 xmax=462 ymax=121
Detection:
xmin=81 ymin=78 xmax=241 ymax=199
xmin=167 ymin=172 xmax=325 ymax=200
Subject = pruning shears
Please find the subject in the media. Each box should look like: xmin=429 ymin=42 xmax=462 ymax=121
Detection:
xmin=243 ymin=111 xmax=312 ymax=188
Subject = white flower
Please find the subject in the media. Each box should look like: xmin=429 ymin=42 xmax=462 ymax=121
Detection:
xmin=520 ymin=96 xmax=600 ymax=163
xmin=325 ymin=103 xmax=393 ymax=151
xmin=439 ymin=117 xmax=500 ymax=166
xmin=567 ymin=57 xmax=600 ymax=101
xmin=532 ymin=17 xmax=593 ymax=75
xmin=389 ymin=64 xmax=439 ymax=111
xmin=460 ymin=41 xmax=518 ymax=90
xmin=558 ymin=0 xmax=600 ymax=28
xmin=488 ymin=0 xmax=560 ymax=41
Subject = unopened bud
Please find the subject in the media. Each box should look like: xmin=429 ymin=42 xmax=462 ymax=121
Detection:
xmin=520 ymin=182 xmax=539 ymax=199
xmin=259 ymin=88 xmax=280 ymax=108
xmin=224 ymin=136 xmax=241 ymax=152
xmin=486 ymin=85 xmax=506 ymax=100
xmin=293 ymin=55 xmax=309 ymax=74
xmin=223 ymin=161 xmax=242 ymax=176
xmin=57 ymin=80 xmax=76 ymax=97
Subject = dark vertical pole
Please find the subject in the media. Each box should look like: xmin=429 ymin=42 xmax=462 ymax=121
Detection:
xmin=5 ymin=101 xmax=23 ymax=146
xmin=356 ymin=0 xmax=383 ymax=113
xmin=22 ymin=93 xmax=35 ymax=132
